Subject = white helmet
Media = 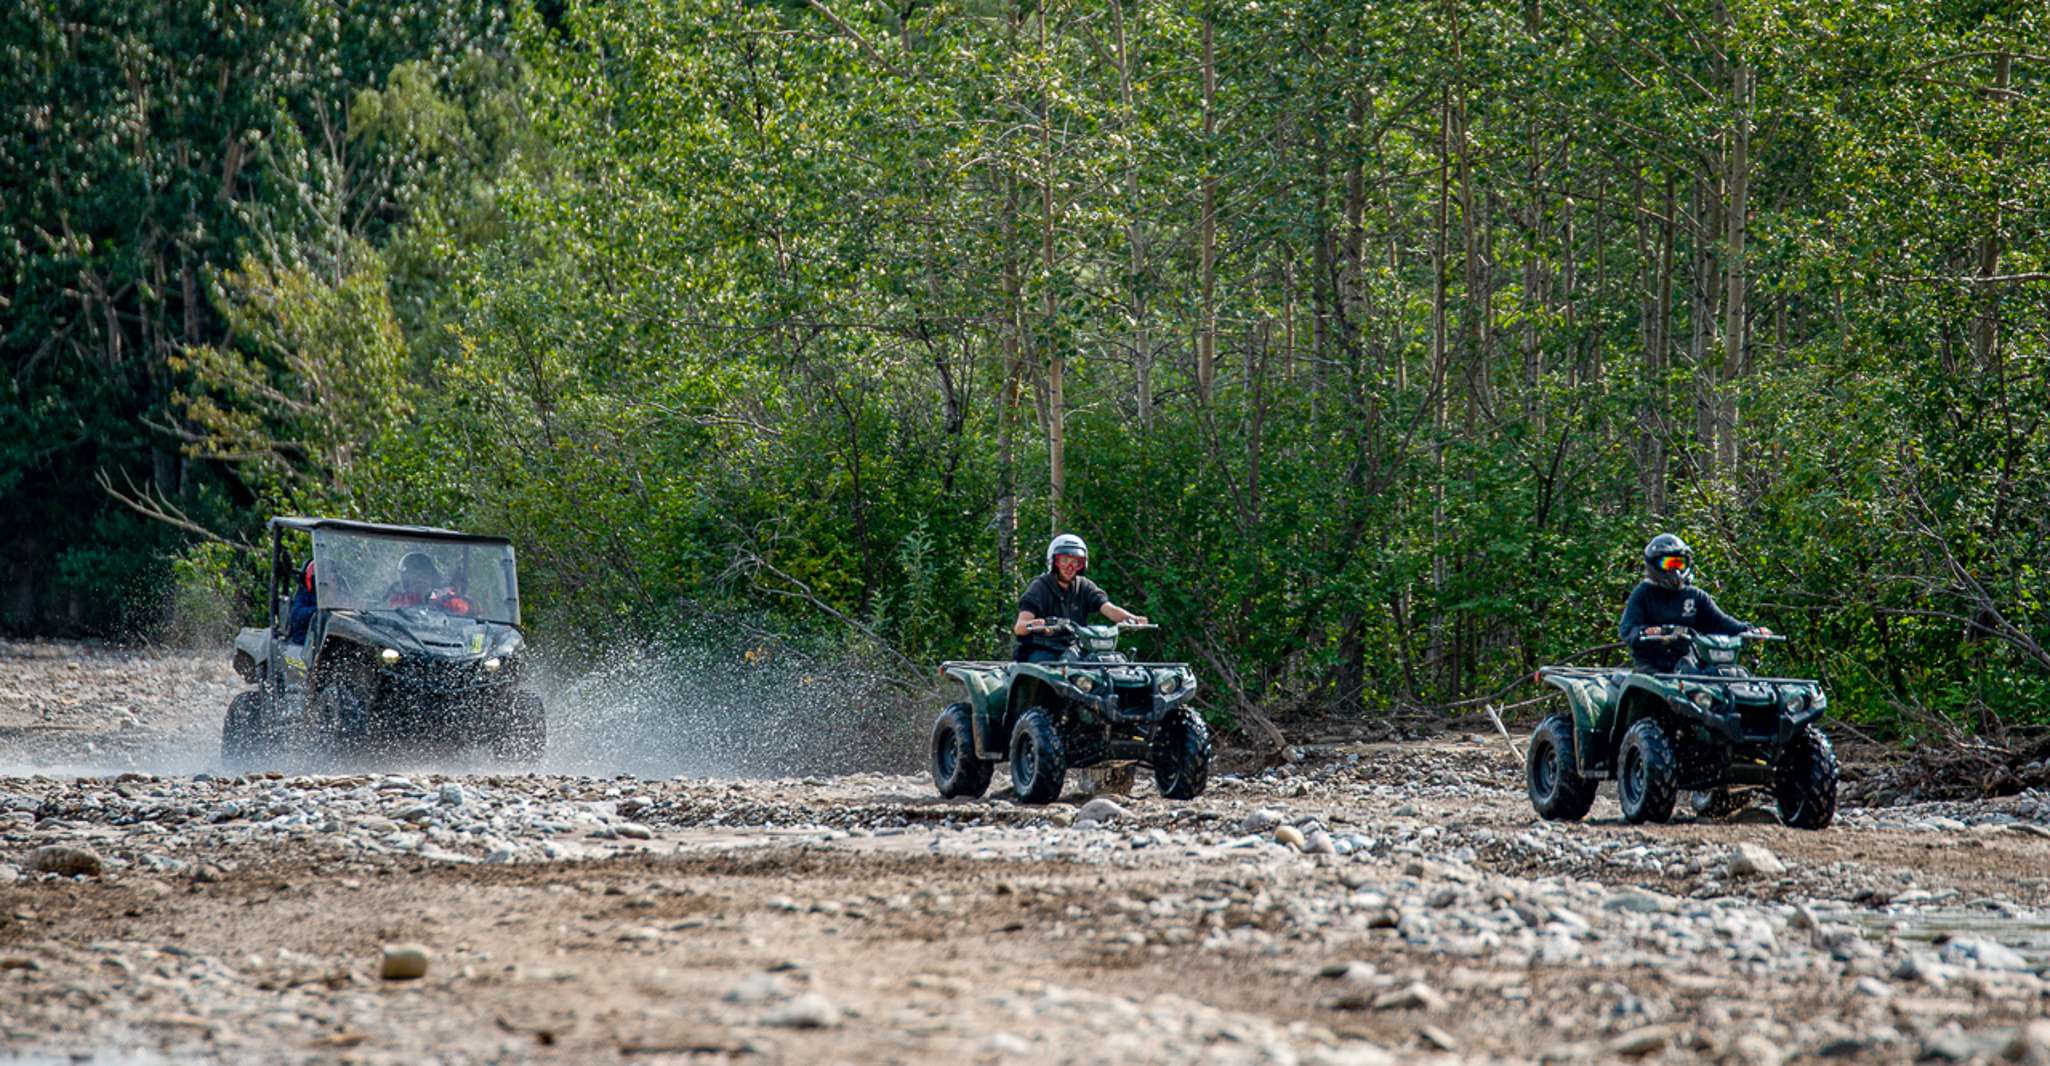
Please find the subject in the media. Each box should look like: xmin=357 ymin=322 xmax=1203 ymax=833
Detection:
xmin=1046 ymin=534 xmax=1088 ymax=573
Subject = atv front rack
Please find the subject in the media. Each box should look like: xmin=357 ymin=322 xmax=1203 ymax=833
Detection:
xmin=941 ymin=659 xmax=1196 ymax=671
xmin=1537 ymin=666 xmax=1823 ymax=687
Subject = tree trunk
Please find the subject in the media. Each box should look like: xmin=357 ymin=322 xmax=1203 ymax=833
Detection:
xmin=1196 ymin=12 xmax=1218 ymax=405
xmin=1038 ymin=0 xmax=1064 ymax=533
xmin=1718 ymin=60 xmax=1750 ymax=474
xmin=1110 ymin=0 xmax=1153 ymax=428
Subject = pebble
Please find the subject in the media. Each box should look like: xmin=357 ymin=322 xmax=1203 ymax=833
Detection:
xmin=1727 ymin=843 xmax=1786 ymax=878
xmin=1608 ymin=1024 xmax=1674 ymax=1056
xmin=380 ymin=944 xmax=430 ymax=981
xmin=26 ymin=845 xmax=103 ymax=878
xmin=1075 ymin=798 xmax=1129 ymax=826
xmin=1274 ymin=825 xmax=1307 ymax=850
xmin=726 ymin=973 xmax=786 ymax=1004
xmin=761 ymin=993 xmax=838 ymax=1029
xmin=2003 ymin=1021 xmax=2050 ymax=1066
xmin=1371 ymin=983 xmax=1447 ymax=1012
xmin=1728 ymin=1033 xmax=1783 ymax=1066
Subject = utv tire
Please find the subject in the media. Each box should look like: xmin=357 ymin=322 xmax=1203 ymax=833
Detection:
xmin=1008 ymin=707 xmax=1067 ymax=805
xmin=1526 ymin=715 xmax=1598 ymax=822
xmin=931 ymin=703 xmax=992 ymax=799
xmin=1773 ymin=725 xmax=1838 ymax=830
xmin=1618 ymin=717 xmax=1679 ymax=825
xmin=221 ymin=691 xmax=269 ymax=766
xmin=1150 ymin=707 xmax=1212 ymax=800
xmin=492 ymin=691 xmax=547 ymax=765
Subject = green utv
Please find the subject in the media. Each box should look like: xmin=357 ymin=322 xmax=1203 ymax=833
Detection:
xmin=1526 ymin=627 xmax=1837 ymax=829
xmin=223 ymin=517 xmax=545 ymax=768
xmin=931 ymin=621 xmax=1211 ymax=804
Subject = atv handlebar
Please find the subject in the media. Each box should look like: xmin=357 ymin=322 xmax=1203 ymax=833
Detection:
xmin=1635 ymin=626 xmax=1782 ymax=643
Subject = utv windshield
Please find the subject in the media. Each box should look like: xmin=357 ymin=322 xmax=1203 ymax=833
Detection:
xmin=310 ymin=529 xmax=520 ymax=625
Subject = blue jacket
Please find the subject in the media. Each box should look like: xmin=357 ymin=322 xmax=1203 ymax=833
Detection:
xmin=287 ymin=586 xmax=316 ymax=644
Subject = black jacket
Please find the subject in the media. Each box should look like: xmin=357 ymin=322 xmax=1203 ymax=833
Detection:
xmin=1014 ymin=572 xmax=1108 ymax=660
xmin=1617 ymin=580 xmax=1750 ymax=671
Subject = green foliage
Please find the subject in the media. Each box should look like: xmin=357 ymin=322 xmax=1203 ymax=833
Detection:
xmin=8 ymin=0 xmax=2050 ymax=742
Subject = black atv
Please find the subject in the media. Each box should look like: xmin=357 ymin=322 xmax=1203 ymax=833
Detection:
xmin=223 ymin=517 xmax=545 ymax=767
xmin=1528 ymin=626 xmax=1837 ymax=828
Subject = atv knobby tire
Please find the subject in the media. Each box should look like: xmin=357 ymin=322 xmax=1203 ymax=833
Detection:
xmin=491 ymin=691 xmax=547 ymax=765
xmin=1008 ymin=707 xmax=1067 ymax=805
xmin=1618 ymin=717 xmax=1679 ymax=824
xmin=931 ymin=703 xmax=992 ymax=799
xmin=222 ymin=691 xmax=269 ymax=766
xmin=1150 ymin=707 xmax=1212 ymax=800
xmin=1526 ymin=715 xmax=1597 ymax=822
xmin=1687 ymin=787 xmax=1743 ymax=820
xmin=1773 ymin=724 xmax=1838 ymax=830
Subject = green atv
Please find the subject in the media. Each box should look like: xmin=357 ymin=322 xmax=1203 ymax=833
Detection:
xmin=1526 ymin=626 xmax=1837 ymax=829
xmin=932 ymin=621 xmax=1210 ymax=804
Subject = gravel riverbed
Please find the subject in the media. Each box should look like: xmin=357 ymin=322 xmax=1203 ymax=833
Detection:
xmin=2 ymin=640 xmax=2047 ymax=1065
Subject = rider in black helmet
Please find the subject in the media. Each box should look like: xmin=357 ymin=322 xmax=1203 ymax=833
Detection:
xmin=1618 ymin=534 xmax=1770 ymax=672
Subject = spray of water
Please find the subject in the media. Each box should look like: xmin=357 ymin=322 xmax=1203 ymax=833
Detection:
xmin=531 ymin=629 xmax=928 ymax=779
xmin=0 ymin=621 xmax=935 ymax=781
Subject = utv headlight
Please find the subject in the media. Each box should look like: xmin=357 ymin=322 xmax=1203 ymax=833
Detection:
xmin=1156 ymin=673 xmax=1182 ymax=695
xmin=483 ymin=657 xmax=503 ymax=673
xmin=379 ymin=647 xmax=401 ymax=665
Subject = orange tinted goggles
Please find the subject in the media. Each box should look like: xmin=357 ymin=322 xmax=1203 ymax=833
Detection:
xmin=1657 ymin=555 xmax=1688 ymax=571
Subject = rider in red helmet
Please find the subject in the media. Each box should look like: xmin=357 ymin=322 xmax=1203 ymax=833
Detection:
xmin=287 ymin=560 xmax=317 ymax=643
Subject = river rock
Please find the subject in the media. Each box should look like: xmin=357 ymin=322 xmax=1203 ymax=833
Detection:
xmin=1608 ymin=1024 xmax=1674 ymax=1056
xmin=380 ymin=943 xmax=431 ymax=980
xmin=762 ymin=993 xmax=838 ymax=1029
xmin=1371 ymin=983 xmax=1446 ymax=1012
xmin=26 ymin=845 xmax=103 ymax=877
xmin=1076 ymin=798 xmax=1129 ymax=826
xmin=1938 ymin=936 xmax=2030 ymax=972
xmin=1726 ymin=843 xmax=1785 ymax=878
xmin=1275 ymin=825 xmax=1307 ymax=850
xmin=1727 ymin=1033 xmax=1783 ymax=1066
xmin=2003 ymin=1020 xmax=2050 ymax=1066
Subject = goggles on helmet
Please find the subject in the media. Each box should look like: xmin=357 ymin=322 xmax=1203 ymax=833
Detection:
xmin=1656 ymin=555 xmax=1689 ymax=572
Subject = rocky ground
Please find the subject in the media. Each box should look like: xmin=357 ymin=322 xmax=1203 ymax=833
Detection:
xmin=3 ymin=641 xmax=2049 ymax=1065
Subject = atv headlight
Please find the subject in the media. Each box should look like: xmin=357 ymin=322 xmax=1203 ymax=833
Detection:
xmin=1156 ymin=672 xmax=1182 ymax=694
xmin=1690 ymin=689 xmax=1714 ymax=710
xmin=379 ymin=647 xmax=401 ymax=665
xmin=1072 ymin=674 xmax=1095 ymax=693
xmin=483 ymin=657 xmax=503 ymax=673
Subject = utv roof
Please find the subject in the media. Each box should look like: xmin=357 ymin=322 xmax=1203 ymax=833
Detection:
xmin=267 ymin=516 xmax=513 ymax=546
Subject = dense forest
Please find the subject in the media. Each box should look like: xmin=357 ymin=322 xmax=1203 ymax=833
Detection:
xmin=4 ymin=0 xmax=2046 ymax=739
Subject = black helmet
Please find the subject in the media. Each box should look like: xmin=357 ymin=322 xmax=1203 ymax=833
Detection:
xmin=1643 ymin=534 xmax=1693 ymax=590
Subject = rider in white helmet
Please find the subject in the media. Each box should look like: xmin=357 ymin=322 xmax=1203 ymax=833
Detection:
xmin=1011 ymin=534 xmax=1148 ymax=662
